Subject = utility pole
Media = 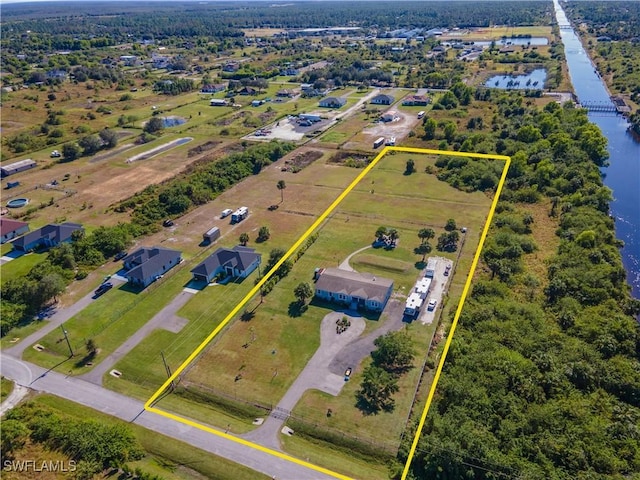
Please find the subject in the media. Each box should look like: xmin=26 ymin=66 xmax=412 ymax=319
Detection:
xmin=60 ymin=325 xmax=74 ymax=357
xmin=161 ymin=351 xmax=175 ymax=391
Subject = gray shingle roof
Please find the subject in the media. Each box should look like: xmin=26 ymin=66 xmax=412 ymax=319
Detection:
xmin=11 ymin=222 xmax=82 ymax=249
xmin=315 ymin=267 xmax=393 ymax=302
xmin=123 ymin=246 xmax=181 ymax=282
xmin=191 ymin=246 xmax=260 ymax=277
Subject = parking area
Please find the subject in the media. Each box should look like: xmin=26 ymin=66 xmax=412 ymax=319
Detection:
xmin=417 ymin=257 xmax=453 ymax=325
xmin=244 ymin=115 xmax=333 ymax=142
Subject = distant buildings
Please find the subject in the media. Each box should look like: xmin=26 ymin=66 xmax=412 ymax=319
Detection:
xmin=1 ymin=159 xmax=36 ymax=177
xmin=402 ymin=95 xmax=430 ymax=106
xmin=370 ymin=94 xmax=395 ymax=105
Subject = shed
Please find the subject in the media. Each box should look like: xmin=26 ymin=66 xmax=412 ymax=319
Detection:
xmin=1 ymin=159 xmax=36 ymax=177
xmin=203 ymin=226 xmax=221 ymax=244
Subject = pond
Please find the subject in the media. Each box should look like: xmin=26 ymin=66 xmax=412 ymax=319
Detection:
xmin=161 ymin=116 xmax=186 ymax=128
xmin=474 ymin=36 xmax=549 ymax=47
xmin=484 ymin=68 xmax=547 ymax=90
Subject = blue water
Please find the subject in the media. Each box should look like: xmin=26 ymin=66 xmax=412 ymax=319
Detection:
xmin=554 ymin=0 xmax=640 ymax=298
xmin=485 ymin=68 xmax=547 ymax=90
xmin=474 ymin=37 xmax=549 ymax=47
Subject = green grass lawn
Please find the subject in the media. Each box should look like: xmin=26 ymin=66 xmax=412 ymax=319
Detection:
xmin=0 ymin=251 xmax=47 ymax=286
xmin=1 ymin=376 xmax=14 ymax=402
xmin=33 ymin=394 xmax=269 ymax=480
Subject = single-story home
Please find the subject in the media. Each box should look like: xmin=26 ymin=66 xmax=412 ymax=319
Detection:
xmin=210 ymin=98 xmax=228 ymax=107
xmin=319 ymin=96 xmax=347 ymax=108
xmin=0 ymin=218 xmax=29 ymax=244
xmin=1 ymin=159 xmax=36 ymax=177
xmin=380 ymin=110 xmax=399 ymax=122
xmin=201 ymin=83 xmax=227 ymax=93
xmin=239 ymin=86 xmax=258 ymax=96
xmin=222 ymin=62 xmax=240 ymax=72
xmin=11 ymin=222 xmax=82 ymax=252
xmin=402 ymin=95 xmax=430 ymax=106
xmin=371 ymin=94 xmax=395 ymax=105
xmin=190 ymin=246 xmax=261 ymax=283
xmin=314 ymin=267 xmax=393 ymax=312
xmin=276 ymin=89 xmax=296 ymax=98
xmin=122 ymin=246 xmax=182 ymax=288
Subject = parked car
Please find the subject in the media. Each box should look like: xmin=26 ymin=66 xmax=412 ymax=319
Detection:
xmin=163 ymin=219 xmax=174 ymax=227
xmin=114 ymin=251 xmax=128 ymax=261
xmin=427 ymin=299 xmax=437 ymax=311
xmin=94 ymin=282 xmax=113 ymax=297
xmin=344 ymin=367 xmax=352 ymax=381
xmin=221 ymin=208 xmax=233 ymax=218
xmin=444 ymin=265 xmax=451 ymax=276
xmin=50 ymin=150 xmax=61 ymax=158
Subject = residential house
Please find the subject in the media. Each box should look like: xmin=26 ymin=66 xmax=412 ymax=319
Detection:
xmin=402 ymin=95 xmax=430 ymax=106
xmin=222 ymin=62 xmax=240 ymax=72
xmin=280 ymin=67 xmax=300 ymax=76
xmin=238 ymin=86 xmax=258 ymax=96
xmin=276 ymin=89 xmax=296 ymax=98
xmin=370 ymin=94 xmax=395 ymax=105
xmin=380 ymin=110 xmax=399 ymax=122
xmin=11 ymin=222 xmax=82 ymax=252
xmin=119 ymin=55 xmax=141 ymax=66
xmin=190 ymin=246 xmax=261 ymax=283
xmin=201 ymin=83 xmax=227 ymax=93
xmin=122 ymin=246 xmax=182 ymax=288
xmin=210 ymin=98 xmax=228 ymax=106
xmin=319 ymin=97 xmax=347 ymax=108
xmin=0 ymin=218 xmax=29 ymax=244
xmin=314 ymin=267 xmax=393 ymax=312
xmin=46 ymin=69 xmax=68 ymax=81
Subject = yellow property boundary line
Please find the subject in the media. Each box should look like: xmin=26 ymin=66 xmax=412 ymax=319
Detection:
xmin=144 ymin=146 xmax=511 ymax=480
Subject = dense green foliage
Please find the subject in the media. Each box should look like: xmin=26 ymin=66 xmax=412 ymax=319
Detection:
xmin=404 ymin=94 xmax=640 ymax=479
xmin=4 ymin=402 xmax=144 ymax=477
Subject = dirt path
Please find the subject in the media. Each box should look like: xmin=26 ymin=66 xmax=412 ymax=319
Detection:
xmin=338 ymin=244 xmax=372 ymax=272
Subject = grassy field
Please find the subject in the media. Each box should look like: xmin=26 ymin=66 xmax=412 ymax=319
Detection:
xmin=1 ymin=376 xmax=14 ymax=401
xmin=15 ymin=394 xmax=270 ymax=480
xmin=0 ymin=251 xmax=47 ymax=286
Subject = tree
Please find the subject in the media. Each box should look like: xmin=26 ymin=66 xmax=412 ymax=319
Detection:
xmin=294 ymin=282 xmax=313 ymax=305
xmin=356 ymin=365 xmax=399 ymax=414
xmin=371 ymin=330 xmax=416 ymax=374
xmin=277 ymin=180 xmax=286 ymax=203
xmin=405 ymin=159 xmax=415 ymax=175
xmin=239 ymin=232 xmax=249 ymax=246
xmin=62 ymin=143 xmax=81 ymax=161
xmin=375 ymin=226 xmax=388 ymax=241
xmin=443 ymin=121 xmax=457 ymax=143
xmin=388 ymin=228 xmax=399 ymax=246
xmin=143 ymin=116 xmax=164 ymax=134
xmin=418 ymin=228 xmax=435 ymax=244
xmin=416 ymin=243 xmax=432 ymax=262
xmin=257 ymin=226 xmax=270 ymax=242
xmin=445 ymin=218 xmax=457 ymax=231
xmin=78 ymin=134 xmax=102 ymax=156
xmin=98 ymin=128 xmax=118 ymax=149
xmin=86 ymin=338 xmax=97 ymax=357
xmin=423 ymin=117 xmax=437 ymax=140
xmin=437 ymin=231 xmax=460 ymax=252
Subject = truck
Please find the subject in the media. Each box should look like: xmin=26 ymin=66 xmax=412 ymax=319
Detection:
xmin=203 ymin=226 xmax=221 ymax=244
xmin=231 ymin=206 xmax=249 ymax=223
xmin=373 ymin=137 xmax=385 ymax=149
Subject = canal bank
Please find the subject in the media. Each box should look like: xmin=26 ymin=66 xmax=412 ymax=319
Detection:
xmin=553 ymin=0 xmax=640 ymax=298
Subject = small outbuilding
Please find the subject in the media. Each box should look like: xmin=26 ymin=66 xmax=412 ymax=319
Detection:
xmin=203 ymin=226 xmax=221 ymax=244
xmin=1 ymin=159 xmax=36 ymax=177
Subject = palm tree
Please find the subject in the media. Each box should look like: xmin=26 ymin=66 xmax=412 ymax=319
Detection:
xmin=294 ymin=282 xmax=313 ymax=305
xmin=277 ymin=180 xmax=286 ymax=203
xmin=239 ymin=232 xmax=249 ymax=246
xmin=257 ymin=226 xmax=270 ymax=242
xmin=418 ymin=228 xmax=435 ymax=245
xmin=388 ymin=228 xmax=399 ymax=247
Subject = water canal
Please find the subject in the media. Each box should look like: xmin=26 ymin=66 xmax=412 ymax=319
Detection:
xmin=553 ymin=0 xmax=640 ymax=298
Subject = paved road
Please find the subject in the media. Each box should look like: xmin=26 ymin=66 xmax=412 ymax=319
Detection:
xmin=243 ymin=312 xmax=365 ymax=450
xmin=79 ymin=290 xmax=194 ymax=385
xmin=4 ymin=276 xmax=127 ymax=357
xmin=0 ymin=354 xmax=337 ymax=480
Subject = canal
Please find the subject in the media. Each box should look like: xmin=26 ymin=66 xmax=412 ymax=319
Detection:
xmin=553 ymin=0 xmax=640 ymax=298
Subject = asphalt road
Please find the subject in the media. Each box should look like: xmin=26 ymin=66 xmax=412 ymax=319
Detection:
xmin=0 ymin=354 xmax=337 ymax=480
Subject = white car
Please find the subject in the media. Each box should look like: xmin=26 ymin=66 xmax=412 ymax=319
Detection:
xmin=427 ymin=299 xmax=437 ymax=311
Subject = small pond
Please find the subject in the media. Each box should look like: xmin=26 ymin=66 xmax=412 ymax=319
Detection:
xmin=161 ymin=116 xmax=187 ymax=128
xmin=474 ymin=36 xmax=549 ymax=47
xmin=485 ymin=68 xmax=547 ymax=90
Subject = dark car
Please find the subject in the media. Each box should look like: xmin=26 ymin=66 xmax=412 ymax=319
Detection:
xmin=344 ymin=367 xmax=353 ymax=381
xmin=94 ymin=282 xmax=113 ymax=297
xmin=163 ymin=219 xmax=174 ymax=227
xmin=114 ymin=251 xmax=128 ymax=261
xmin=444 ymin=265 xmax=451 ymax=276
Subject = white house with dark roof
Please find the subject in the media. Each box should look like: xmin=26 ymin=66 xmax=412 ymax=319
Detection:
xmin=314 ymin=267 xmax=393 ymax=312
xmin=122 ymin=246 xmax=182 ymax=288
xmin=0 ymin=218 xmax=29 ymax=244
xmin=370 ymin=93 xmax=395 ymax=105
xmin=191 ymin=246 xmax=261 ymax=283
xmin=319 ymin=97 xmax=347 ymax=108
xmin=11 ymin=222 xmax=82 ymax=252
